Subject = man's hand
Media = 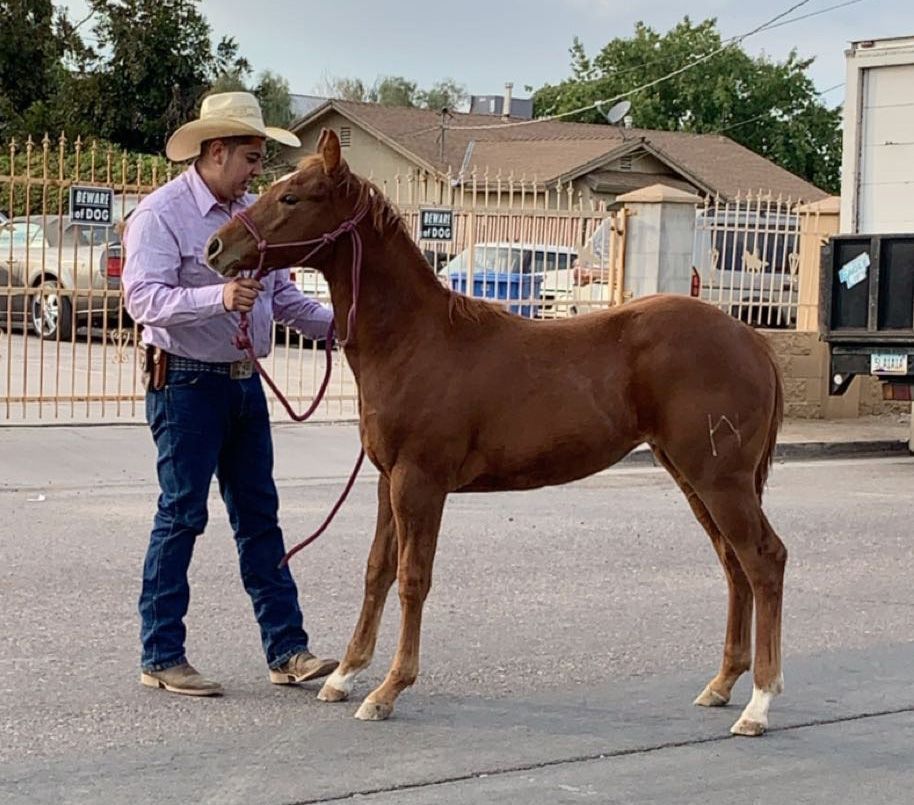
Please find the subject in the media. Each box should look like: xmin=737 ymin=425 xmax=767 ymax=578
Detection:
xmin=222 ymin=278 xmax=263 ymax=313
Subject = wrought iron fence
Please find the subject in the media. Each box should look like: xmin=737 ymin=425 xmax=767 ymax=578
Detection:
xmin=2 ymin=136 xmax=164 ymax=422
xmin=1 ymin=138 xmax=621 ymax=423
xmin=693 ymin=191 xmax=806 ymax=328
xmin=3 ymin=135 xmax=822 ymax=425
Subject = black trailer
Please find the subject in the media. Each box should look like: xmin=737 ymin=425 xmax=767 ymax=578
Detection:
xmin=820 ymin=233 xmax=914 ymax=401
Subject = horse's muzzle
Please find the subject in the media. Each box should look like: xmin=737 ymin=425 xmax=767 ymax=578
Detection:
xmin=206 ymin=235 xmax=224 ymax=263
xmin=204 ymin=235 xmax=241 ymax=276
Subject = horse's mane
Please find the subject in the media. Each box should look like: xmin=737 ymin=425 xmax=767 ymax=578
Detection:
xmin=295 ymin=155 xmax=407 ymax=238
xmin=341 ymin=170 xmax=411 ymax=239
xmin=296 ymin=157 xmax=514 ymax=325
xmin=447 ymin=290 xmax=513 ymax=325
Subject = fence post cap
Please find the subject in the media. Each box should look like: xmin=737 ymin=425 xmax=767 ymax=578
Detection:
xmin=616 ymin=184 xmax=703 ymax=205
xmin=794 ymin=196 xmax=840 ymax=214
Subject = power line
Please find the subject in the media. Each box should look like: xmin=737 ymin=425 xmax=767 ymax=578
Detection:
xmin=753 ymin=0 xmax=863 ymax=33
xmin=715 ymin=111 xmax=776 ymax=134
xmin=817 ymin=82 xmax=846 ymax=96
xmin=553 ymin=0 xmax=864 ymax=88
xmin=70 ymin=8 xmax=97 ymax=33
xmin=712 ymin=82 xmax=845 ymax=134
xmin=448 ymin=0 xmax=813 ymax=131
xmin=447 ymin=0 xmax=853 ymax=132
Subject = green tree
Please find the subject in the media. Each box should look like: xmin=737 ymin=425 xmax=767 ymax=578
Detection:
xmin=315 ymin=73 xmax=469 ymax=111
xmin=418 ymin=78 xmax=467 ymax=112
xmin=0 ymin=137 xmax=170 ymax=216
xmin=369 ymin=75 xmax=418 ymax=107
xmin=255 ymin=70 xmax=293 ymax=127
xmin=533 ymin=18 xmax=842 ymax=192
xmin=315 ymin=74 xmax=369 ymax=102
xmin=0 ymin=1 xmax=90 ymax=137
xmin=209 ymin=37 xmax=251 ymax=94
xmin=0 ymin=1 xmax=59 ymax=114
xmin=315 ymin=73 xmax=418 ymax=106
xmin=81 ymin=0 xmax=249 ymax=153
xmin=209 ymin=72 xmax=248 ymax=94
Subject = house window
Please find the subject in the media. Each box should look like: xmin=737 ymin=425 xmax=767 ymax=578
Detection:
xmin=619 ymin=155 xmax=633 ymax=171
xmin=340 ymin=126 xmax=351 ymax=148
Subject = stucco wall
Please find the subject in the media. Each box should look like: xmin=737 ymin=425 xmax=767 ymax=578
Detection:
xmin=764 ymin=330 xmax=908 ymax=418
xmin=284 ymin=113 xmax=430 ymax=197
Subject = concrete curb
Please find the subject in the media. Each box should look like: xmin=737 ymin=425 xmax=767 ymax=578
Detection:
xmin=618 ymin=439 xmax=911 ymax=467
xmin=774 ymin=439 xmax=911 ymax=461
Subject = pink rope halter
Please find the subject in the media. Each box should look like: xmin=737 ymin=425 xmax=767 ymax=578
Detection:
xmin=233 ymin=203 xmax=369 ymax=349
xmin=228 ymin=204 xmax=370 ymax=566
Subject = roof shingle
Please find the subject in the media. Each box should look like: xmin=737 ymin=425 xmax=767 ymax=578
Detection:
xmin=292 ymin=100 xmax=828 ymax=202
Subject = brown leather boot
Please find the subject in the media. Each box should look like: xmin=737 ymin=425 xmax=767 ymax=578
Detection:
xmin=140 ymin=662 xmax=223 ymax=697
xmin=269 ymin=651 xmax=339 ymax=684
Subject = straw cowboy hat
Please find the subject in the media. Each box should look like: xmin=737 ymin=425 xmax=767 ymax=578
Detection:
xmin=165 ymin=91 xmax=301 ymax=162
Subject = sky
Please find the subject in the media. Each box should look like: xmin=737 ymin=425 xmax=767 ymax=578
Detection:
xmin=59 ymin=0 xmax=914 ymax=109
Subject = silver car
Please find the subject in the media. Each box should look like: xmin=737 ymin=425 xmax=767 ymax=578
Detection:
xmin=0 ymin=215 xmax=124 ymax=340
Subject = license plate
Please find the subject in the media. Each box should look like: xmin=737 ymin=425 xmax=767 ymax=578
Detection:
xmin=870 ymin=353 xmax=909 ymax=376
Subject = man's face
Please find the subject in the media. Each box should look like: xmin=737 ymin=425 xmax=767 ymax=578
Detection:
xmin=209 ymin=138 xmax=266 ymax=201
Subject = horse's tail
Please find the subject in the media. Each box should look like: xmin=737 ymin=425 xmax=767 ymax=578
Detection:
xmin=755 ymin=335 xmax=784 ymax=500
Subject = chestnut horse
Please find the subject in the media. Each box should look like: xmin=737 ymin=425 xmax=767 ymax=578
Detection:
xmin=207 ymin=130 xmax=787 ymax=737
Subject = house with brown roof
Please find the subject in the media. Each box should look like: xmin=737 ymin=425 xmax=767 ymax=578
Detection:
xmin=284 ymin=100 xmax=828 ymax=208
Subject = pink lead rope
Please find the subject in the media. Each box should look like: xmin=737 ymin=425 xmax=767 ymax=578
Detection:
xmin=230 ymin=206 xmax=369 ymax=567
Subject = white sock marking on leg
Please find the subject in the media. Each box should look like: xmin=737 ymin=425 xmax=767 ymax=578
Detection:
xmin=325 ymin=667 xmax=360 ymax=694
xmin=740 ymin=678 xmax=781 ymax=727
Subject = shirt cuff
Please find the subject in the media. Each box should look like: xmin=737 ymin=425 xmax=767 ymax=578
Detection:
xmin=196 ymin=284 xmax=227 ymax=319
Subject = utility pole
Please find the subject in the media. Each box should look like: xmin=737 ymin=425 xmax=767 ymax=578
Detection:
xmin=437 ymin=107 xmax=452 ymax=164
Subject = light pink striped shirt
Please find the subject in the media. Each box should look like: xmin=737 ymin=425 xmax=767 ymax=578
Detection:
xmin=123 ymin=165 xmax=332 ymax=362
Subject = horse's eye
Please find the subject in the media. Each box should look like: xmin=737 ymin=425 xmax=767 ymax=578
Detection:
xmin=281 ymin=194 xmax=298 ymax=205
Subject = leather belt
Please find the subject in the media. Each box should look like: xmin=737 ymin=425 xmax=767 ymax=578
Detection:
xmin=168 ymin=354 xmax=255 ymax=380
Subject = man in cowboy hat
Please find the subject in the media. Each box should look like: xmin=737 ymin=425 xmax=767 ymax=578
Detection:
xmin=122 ymin=92 xmax=338 ymax=696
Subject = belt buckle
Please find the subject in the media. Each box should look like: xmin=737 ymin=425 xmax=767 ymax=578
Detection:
xmin=230 ymin=359 xmax=253 ymax=380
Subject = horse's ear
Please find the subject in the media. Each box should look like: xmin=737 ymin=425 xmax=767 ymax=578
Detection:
xmin=319 ymin=128 xmax=341 ymax=175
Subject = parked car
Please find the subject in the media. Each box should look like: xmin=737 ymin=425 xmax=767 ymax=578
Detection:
xmin=111 ymin=193 xmax=143 ymax=225
xmin=278 ymin=249 xmax=449 ymax=341
xmin=422 ymin=248 xmax=454 ymax=274
xmin=692 ymin=207 xmax=800 ymax=327
xmin=0 ymin=215 xmax=125 ymax=340
xmin=558 ymin=217 xmax=620 ymax=316
xmin=443 ymin=242 xmax=605 ymax=318
xmin=270 ymin=267 xmax=332 ymax=343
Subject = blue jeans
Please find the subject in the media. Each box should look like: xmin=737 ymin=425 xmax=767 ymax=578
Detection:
xmin=140 ymin=368 xmax=309 ymax=672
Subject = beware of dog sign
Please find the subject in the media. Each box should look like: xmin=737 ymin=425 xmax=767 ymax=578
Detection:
xmin=419 ymin=208 xmax=453 ymax=241
xmin=69 ymin=186 xmax=114 ymax=226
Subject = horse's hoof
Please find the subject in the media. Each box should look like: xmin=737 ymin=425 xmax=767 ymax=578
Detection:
xmin=317 ymin=683 xmax=349 ymax=703
xmin=730 ymin=716 xmax=767 ymax=737
xmin=694 ymin=684 xmax=730 ymax=707
xmin=354 ymin=699 xmax=393 ymax=721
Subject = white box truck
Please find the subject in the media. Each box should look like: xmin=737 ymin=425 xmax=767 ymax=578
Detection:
xmin=840 ymin=36 xmax=914 ymax=234
xmin=825 ymin=35 xmax=914 ymax=448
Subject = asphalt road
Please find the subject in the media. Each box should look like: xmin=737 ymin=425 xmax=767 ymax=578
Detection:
xmin=1 ymin=430 xmax=913 ymax=804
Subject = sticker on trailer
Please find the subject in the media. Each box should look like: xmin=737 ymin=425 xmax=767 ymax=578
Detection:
xmin=838 ymin=252 xmax=870 ymax=290
xmin=69 ymin=186 xmax=114 ymax=227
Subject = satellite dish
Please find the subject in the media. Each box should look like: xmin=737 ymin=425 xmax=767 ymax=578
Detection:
xmin=605 ymin=100 xmax=632 ymax=125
